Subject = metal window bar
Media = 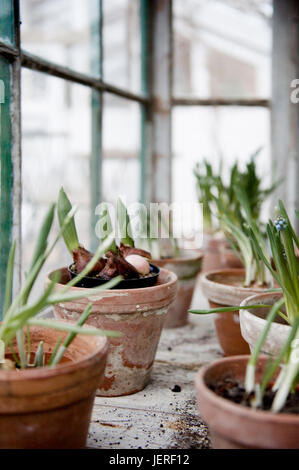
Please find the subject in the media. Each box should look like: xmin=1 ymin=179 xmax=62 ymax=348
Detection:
xmin=0 ymin=0 xmax=153 ymax=315
xmin=0 ymin=0 xmax=271 ymax=317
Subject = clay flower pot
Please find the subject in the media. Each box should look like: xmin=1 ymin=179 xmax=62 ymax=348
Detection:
xmin=201 ymin=233 xmax=242 ymax=273
xmin=48 ymin=267 xmax=177 ymax=397
xmin=195 ymin=355 xmax=299 ymax=449
xmin=219 ymin=245 xmax=243 ymax=269
xmin=0 ymin=324 xmax=108 ymax=449
xmin=152 ymin=250 xmax=203 ymax=328
xmin=200 ymin=269 xmax=270 ymax=356
xmin=240 ymin=292 xmax=290 ymax=355
xmin=201 ymin=233 xmax=227 ymax=273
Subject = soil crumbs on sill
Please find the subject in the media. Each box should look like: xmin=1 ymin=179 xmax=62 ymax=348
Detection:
xmin=210 ymin=378 xmax=299 ymax=414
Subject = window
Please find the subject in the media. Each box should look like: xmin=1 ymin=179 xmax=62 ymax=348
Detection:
xmin=0 ymin=0 xmax=162 ymax=312
xmin=172 ymin=0 xmax=272 ymax=208
xmin=1 ymin=0 xmax=297 ymax=315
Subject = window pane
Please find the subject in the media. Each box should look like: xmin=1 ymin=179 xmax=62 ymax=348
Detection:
xmin=21 ymin=0 xmax=100 ymax=77
xmin=102 ymin=93 xmax=141 ymax=204
xmin=172 ymin=106 xmax=271 ymax=214
xmin=22 ymin=70 xmax=92 ymax=298
xmin=0 ymin=0 xmax=14 ymax=45
xmin=173 ymin=0 xmax=272 ymax=98
xmin=103 ymin=0 xmax=141 ymax=93
xmin=0 ymin=56 xmax=12 ymax=314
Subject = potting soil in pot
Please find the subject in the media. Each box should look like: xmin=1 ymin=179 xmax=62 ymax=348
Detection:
xmin=210 ymin=379 xmax=299 ymax=414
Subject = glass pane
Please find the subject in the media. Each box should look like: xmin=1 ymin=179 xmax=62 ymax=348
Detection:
xmin=102 ymin=93 xmax=141 ymax=204
xmin=172 ymin=106 xmax=271 ymax=216
xmin=0 ymin=56 xmax=12 ymax=315
xmin=0 ymin=0 xmax=14 ymax=45
xmin=103 ymin=0 xmax=141 ymax=93
xmin=173 ymin=0 xmax=272 ymax=98
xmin=21 ymin=0 xmax=100 ymax=77
xmin=22 ymin=69 xmax=92 ymax=299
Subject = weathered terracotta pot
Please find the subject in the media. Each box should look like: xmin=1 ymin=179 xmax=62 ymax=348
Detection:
xmin=0 ymin=324 xmax=108 ymax=449
xmin=48 ymin=267 xmax=177 ymax=397
xmin=201 ymin=233 xmax=227 ymax=273
xmin=201 ymin=233 xmax=242 ymax=273
xmin=152 ymin=250 xmax=203 ymax=328
xmin=219 ymin=245 xmax=243 ymax=269
xmin=195 ymin=355 xmax=299 ymax=449
xmin=240 ymin=292 xmax=290 ymax=355
xmin=200 ymin=269 xmax=270 ymax=356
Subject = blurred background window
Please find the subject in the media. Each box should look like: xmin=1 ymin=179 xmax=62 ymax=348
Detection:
xmin=1 ymin=0 xmax=298 ymax=312
xmin=172 ymin=0 xmax=272 ymax=208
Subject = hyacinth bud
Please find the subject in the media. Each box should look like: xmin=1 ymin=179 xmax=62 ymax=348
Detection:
xmin=274 ymin=216 xmax=287 ymax=231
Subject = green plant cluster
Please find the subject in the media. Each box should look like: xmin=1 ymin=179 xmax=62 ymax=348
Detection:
xmin=1 ymin=197 xmax=121 ymax=370
xmin=194 ymin=149 xmax=280 ymax=286
xmin=191 ymin=200 xmax=299 ymax=413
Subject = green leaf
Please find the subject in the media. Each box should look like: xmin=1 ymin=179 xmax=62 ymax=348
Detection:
xmin=22 ymin=204 xmax=56 ymax=304
xmin=50 ymin=303 xmax=93 ymax=367
xmin=117 ymin=197 xmax=134 ymax=246
xmin=245 ymin=297 xmax=285 ymax=393
xmin=33 ymin=341 xmax=44 ymax=367
xmin=47 ymin=337 xmax=63 ymax=367
xmin=27 ymin=318 xmax=123 ymax=338
xmin=279 ymin=200 xmax=299 ymax=248
xmin=3 ymin=241 xmax=16 ymax=316
xmin=96 ymin=202 xmax=117 ymax=253
xmin=58 ymin=187 xmax=80 ymax=254
xmin=189 ymin=304 xmax=272 ymax=315
xmin=29 ymin=203 xmax=55 ymax=270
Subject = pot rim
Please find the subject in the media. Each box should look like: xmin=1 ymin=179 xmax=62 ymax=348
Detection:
xmin=151 ymin=249 xmax=203 ymax=264
xmin=201 ymin=268 xmax=266 ymax=291
xmin=239 ymin=291 xmax=290 ymax=331
xmin=240 ymin=291 xmax=283 ymax=307
xmin=200 ymin=268 xmax=270 ymax=306
xmin=195 ymin=355 xmax=299 ymax=422
xmin=47 ymin=266 xmax=177 ymax=294
xmin=0 ymin=324 xmax=108 ymax=383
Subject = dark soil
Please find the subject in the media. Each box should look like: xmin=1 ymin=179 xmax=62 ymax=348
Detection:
xmin=210 ymin=378 xmax=299 ymax=414
xmin=171 ymin=385 xmax=181 ymax=393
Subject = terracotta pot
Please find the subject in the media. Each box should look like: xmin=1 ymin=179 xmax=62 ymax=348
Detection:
xmin=0 ymin=325 xmax=108 ymax=449
xmin=240 ymin=292 xmax=290 ymax=355
xmin=219 ymin=245 xmax=243 ymax=269
xmin=201 ymin=233 xmax=227 ymax=273
xmin=195 ymin=355 xmax=299 ymax=449
xmin=152 ymin=250 xmax=203 ymax=328
xmin=48 ymin=267 xmax=177 ymax=397
xmin=200 ymin=269 xmax=270 ymax=356
xmin=201 ymin=233 xmax=243 ymax=273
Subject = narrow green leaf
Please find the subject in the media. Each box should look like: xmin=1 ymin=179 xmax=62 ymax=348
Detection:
xmin=189 ymin=304 xmax=272 ymax=315
xmin=29 ymin=203 xmax=55 ymax=271
xmin=245 ymin=297 xmax=285 ymax=393
xmin=117 ymin=197 xmax=134 ymax=246
xmin=50 ymin=304 xmax=93 ymax=367
xmin=27 ymin=318 xmax=123 ymax=337
xmin=33 ymin=341 xmax=44 ymax=367
xmin=58 ymin=187 xmax=80 ymax=254
xmin=3 ymin=241 xmax=16 ymax=315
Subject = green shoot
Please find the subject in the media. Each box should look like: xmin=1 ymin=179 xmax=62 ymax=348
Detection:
xmin=33 ymin=341 xmax=44 ymax=368
xmin=97 ymin=202 xmax=117 ymax=253
xmin=58 ymin=187 xmax=80 ymax=254
xmin=117 ymin=197 xmax=134 ymax=247
xmin=3 ymin=241 xmax=16 ymax=316
xmin=0 ymin=202 xmax=122 ymax=369
xmin=49 ymin=303 xmax=93 ymax=367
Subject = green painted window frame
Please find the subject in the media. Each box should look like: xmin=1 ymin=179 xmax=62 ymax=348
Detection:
xmin=0 ymin=56 xmax=13 ymax=314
